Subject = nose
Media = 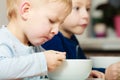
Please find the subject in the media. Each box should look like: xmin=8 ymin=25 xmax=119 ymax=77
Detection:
xmin=49 ymin=23 xmax=59 ymax=39
xmin=51 ymin=23 xmax=59 ymax=35
xmin=80 ymin=8 xmax=89 ymax=20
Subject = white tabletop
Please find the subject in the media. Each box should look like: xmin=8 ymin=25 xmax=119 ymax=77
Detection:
xmin=44 ymin=78 xmax=104 ymax=80
xmin=86 ymin=78 xmax=104 ymax=80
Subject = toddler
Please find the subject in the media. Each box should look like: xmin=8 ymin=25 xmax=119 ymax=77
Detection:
xmin=0 ymin=0 xmax=72 ymax=79
xmin=42 ymin=0 xmax=105 ymax=79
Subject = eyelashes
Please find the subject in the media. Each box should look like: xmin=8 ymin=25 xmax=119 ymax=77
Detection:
xmin=73 ymin=6 xmax=90 ymax=12
xmin=49 ymin=19 xmax=55 ymax=24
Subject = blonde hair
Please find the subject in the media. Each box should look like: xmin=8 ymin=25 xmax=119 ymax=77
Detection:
xmin=6 ymin=0 xmax=19 ymax=20
xmin=7 ymin=0 xmax=72 ymax=20
xmin=50 ymin=0 xmax=72 ymax=16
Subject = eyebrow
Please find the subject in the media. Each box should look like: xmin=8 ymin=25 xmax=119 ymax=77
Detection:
xmin=73 ymin=1 xmax=91 ymax=7
xmin=52 ymin=13 xmax=65 ymax=24
xmin=56 ymin=17 xmax=64 ymax=24
xmin=87 ymin=3 xmax=91 ymax=7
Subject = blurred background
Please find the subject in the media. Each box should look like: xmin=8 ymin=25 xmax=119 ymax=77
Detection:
xmin=0 ymin=0 xmax=7 ymax=26
xmin=0 ymin=0 xmax=120 ymax=58
xmin=76 ymin=0 xmax=120 ymax=58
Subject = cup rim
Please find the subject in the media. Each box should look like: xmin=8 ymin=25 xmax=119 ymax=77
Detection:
xmin=90 ymin=56 xmax=120 ymax=58
xmin=66 ymin=59 xmax=92 ymax=62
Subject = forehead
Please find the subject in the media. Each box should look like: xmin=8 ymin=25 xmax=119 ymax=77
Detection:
xmin=72 ymin=0 xmax=91 ymax=6
xmin=45 ymin=1 xmax=70 ymax=13
xmin=47 ymin=2 xmax=69 ymax=22
xmin=46 ymin=2 xmax=68 ymax=15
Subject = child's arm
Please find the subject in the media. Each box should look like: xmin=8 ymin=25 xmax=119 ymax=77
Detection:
xmin=0 ymin=45 xmax=66 ymax=79
xmin=0 ymin=45 xmax=47 ymax=79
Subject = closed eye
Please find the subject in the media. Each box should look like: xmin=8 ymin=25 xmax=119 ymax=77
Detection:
xmin=49 ymin=19 xmax=55 ymax=24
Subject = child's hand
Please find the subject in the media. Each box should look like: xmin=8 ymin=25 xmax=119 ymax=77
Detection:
xmin=44 ymin=50 xmax=66 ymax=72
xmin=105 ymin=62 xmax=120 ymax=80
xmin=89 ymin=70 xmax=105 ymax=79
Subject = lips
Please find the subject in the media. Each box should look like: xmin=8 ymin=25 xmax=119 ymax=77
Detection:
xmin=43 ymin=38 xmax=49 ymax=42
xmin=80 ymin=24 xmax=88 ymax=28
xmin=43 ymin=36 xmax=52 ymax=42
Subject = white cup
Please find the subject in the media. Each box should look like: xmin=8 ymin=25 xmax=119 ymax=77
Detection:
xmin=48 ymin=59 xmax=92 ymax=80
xmin=90 ymin=56 xmax=120 ymax=68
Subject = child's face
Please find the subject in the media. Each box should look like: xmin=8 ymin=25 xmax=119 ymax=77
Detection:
xmin=61 ymin=0 xmax=91 ymax=36
xmin=24 ymin=1 xmax=70 ymax=46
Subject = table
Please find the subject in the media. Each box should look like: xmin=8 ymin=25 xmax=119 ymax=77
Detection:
xmin=44 ymin=78 xmax=104 ymax=80
xmin=86 ymin=78 xmax=104 ymax=80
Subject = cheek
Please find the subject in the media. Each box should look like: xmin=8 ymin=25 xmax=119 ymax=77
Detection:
xmin=63 ymin=17 xmax=77 ymax=27
xmin=27 ymin=24 xmax=50 ymax=39
xmin=74 ymin=27 xmax=86 ymax=34
xmin=40 ymin=27 xmax=50 ymax=35
xmin=64 ymin=20 xmax=78 ymax=29
xmin=68 ymin=16 xmax=79 ymax=26
xmin=33 ymin=19 xmax=50 ymax=34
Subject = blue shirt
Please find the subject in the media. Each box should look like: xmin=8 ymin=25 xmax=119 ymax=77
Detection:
xmin=42 ymin=32 xmax=105 ymax=73
xmin=42 ymin=32 xmax=86 ymax=59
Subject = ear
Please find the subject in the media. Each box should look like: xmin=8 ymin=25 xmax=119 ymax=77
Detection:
xmin=20 ymin=1 xmax=31 ymax=20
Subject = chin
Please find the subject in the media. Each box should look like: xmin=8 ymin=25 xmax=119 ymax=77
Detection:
xmin=32 ymin=42 xmax=42 ymax=46
xmin=75 ymin=31 xmax=84 ymax=35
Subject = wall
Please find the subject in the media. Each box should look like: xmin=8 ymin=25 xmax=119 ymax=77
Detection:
xmin=0 ymin=0 xmax=8 ymax=26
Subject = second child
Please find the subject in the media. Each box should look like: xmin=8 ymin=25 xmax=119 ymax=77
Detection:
xmin=42 ymin=0 xmax=105 ymax=79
